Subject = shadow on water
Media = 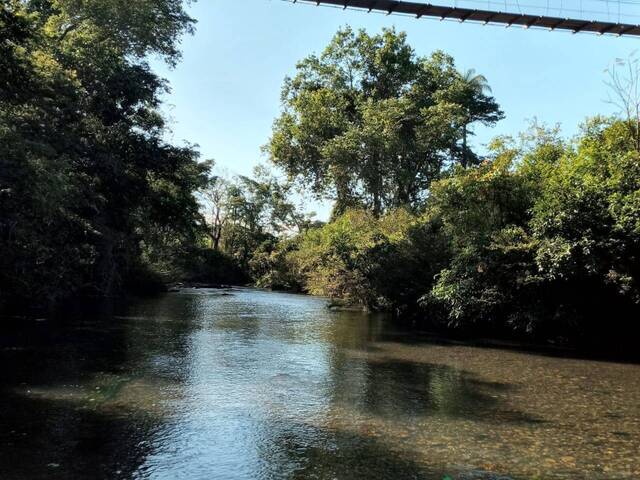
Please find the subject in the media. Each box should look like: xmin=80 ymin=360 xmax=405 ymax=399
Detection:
xmin=2 ymin=290 xmax=636 ymax=480
xmin=256 ymin=419 xmax=448 ymax=480
xmin=0 ymin=391 xmax=509 ymax=480
xmin=0 ymin=295 xmax=200 ymax=480
xmin=254 ymin=414 xmax=520 ymax=480
xmin=0 ymin=390 xmax=159 ymax=480
xmin=328 ymin=354 xmax=545 ymax=426
xmin=374 ymin=326 xmax=640 ymax=365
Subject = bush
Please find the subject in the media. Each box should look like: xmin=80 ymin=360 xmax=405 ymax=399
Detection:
xmin=260 ymin=119 xmax=640 ymax=347
xmin=271 ymin=209 xmax=443 ymax=310
xmin=425 ymin=153 xmax=539 ymax=331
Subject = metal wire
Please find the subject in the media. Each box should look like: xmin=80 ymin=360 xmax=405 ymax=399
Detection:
xmin=283 ymin=0 xmax=640 ymax=37
xmin=408 ymin=0 xmax=640 ymax=21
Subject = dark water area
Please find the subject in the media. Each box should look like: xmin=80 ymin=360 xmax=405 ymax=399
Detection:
xmin=0 ymin=289 xmax=639 ymax=480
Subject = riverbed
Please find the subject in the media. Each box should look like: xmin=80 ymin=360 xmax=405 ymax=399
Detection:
xmin=0 ymin=288 xmax=638 ymax=479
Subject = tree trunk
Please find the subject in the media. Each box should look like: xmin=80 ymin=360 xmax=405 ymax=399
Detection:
xmin=461 ymin=124 xmax=468 ymax=168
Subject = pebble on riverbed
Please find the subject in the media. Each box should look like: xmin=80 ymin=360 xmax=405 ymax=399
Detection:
xmin=454 ymin=472 xmax=513 ymax=480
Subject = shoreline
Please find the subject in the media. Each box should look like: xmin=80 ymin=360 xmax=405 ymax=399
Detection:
xmin=3 ymin=286 xmax=639 ymax=365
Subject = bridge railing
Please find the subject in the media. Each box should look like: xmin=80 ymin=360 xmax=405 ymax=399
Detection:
xmin=287 ymin=0 xmax=640 ymax=37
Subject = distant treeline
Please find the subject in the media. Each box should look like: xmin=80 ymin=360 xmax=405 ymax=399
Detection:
xmin=2 ymin=4 xmax=639 ymax=349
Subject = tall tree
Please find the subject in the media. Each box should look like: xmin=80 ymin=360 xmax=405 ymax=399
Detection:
xmin=0 ymin=0 xmax=207 ymax=311
xmin=267 ymin=27 xmax=503 ymax=216
xmin=202 ymin=172 xmax=230 ymax=252
xmin=455 ymin=69 xmax=501 ymax=167
xmin=605 ymin=54 xmax=640 ymax=151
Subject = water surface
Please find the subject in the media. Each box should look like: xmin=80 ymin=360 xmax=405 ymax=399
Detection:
xmin=1 ymin=289 xmax=639 ymax=479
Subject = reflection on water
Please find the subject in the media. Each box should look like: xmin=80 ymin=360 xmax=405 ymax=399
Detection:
xmin=1 ymin=289 xmax=639 ymax=479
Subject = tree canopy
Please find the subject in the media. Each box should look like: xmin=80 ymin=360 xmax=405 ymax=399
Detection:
xmin=268 ymin=27 xmax=503 ymax=216
xmin=0 ymin=0 xmax=207 ymax=310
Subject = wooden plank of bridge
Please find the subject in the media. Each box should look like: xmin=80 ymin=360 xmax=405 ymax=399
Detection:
xmin=290 ymin=0 xmax=640 ymax=37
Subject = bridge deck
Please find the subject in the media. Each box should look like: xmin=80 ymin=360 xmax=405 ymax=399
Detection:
xmin=290 ymin=0 xmax=640 ymax=37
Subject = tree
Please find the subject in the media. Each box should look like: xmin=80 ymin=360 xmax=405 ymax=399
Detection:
xmin=267 ymin=27 xmax=503 ymax=216
xmin=201 ymin=171 xmax=230 ymax=251
xmin=455 ymin=69 xmax=502 ymax=167
xmin=199 ymin=167 xmax=311 ymax=274
xmin=0 ymin=0 xmax=207 ymax=311
xmin=531 ymin=118 xmax=640 ymax=308
xmin=425 ymin=151 xmax=538 ymax=329
xmin=605 ymin=53 xmax=640 ymax=151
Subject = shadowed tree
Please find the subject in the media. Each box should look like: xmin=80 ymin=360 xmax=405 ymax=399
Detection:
xmin=0 ymin=0 xmax=208 ymax=311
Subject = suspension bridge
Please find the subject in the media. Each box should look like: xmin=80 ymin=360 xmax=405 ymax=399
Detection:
xmin=285 ymin=0 xmax=640 ymax=37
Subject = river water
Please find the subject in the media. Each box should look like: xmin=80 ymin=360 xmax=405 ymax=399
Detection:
xmin=0 ymin=288 xmax=638 ymax=480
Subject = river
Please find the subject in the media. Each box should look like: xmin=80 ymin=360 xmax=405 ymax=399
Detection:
xmin=0 ymin=288 xmax=638 ymax=479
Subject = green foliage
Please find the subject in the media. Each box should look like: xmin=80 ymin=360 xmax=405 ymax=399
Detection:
xmin=177 ymin=247 xmax=248 ymax=286
xmin=265 ymin=208 xmax=442 ymax=310
xmin=292 ymin=209 xmax=415 ymax=306
xmin=46 ymin=0 xmax=195 ymax=63
xmin=259 ymin=27 xmax=640 ymax=345
xmin=425 ymin=152 xmax=538 ymax=329
xmin=432 ymin=120 xmax=639 ymax=338
xmin=250 ymin=238 xmax=304 ymax=292
xmin=0 ymin=0 xmax=206 ymax=312
xmin=530 ymin=119 xmax=640 ymax=316
xmin=267 ymin=27 xmax=502 ymax=215
xmin=201 ymin=169 xmax=310 ymax=266
xmin=197 ymin=166 xmax=314 ymax=287
xmin=422 ymin=120 xmax=640 ymax=337
xmin=263 ymin=118 xmax=640 ymax=344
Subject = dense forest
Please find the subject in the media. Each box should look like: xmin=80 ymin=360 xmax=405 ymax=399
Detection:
xmin=1 ymin=0 xmax=208 ymax=309
xmin=2 ymin=2 xmax=639 ymax=348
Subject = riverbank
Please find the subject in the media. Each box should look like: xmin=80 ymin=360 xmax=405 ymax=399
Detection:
xmin=4 ymin=283 xmax=640 ymax=364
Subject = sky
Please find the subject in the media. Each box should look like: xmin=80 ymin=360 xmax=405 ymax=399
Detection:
xmin=152 ymin=0 xmax=640 ymax=219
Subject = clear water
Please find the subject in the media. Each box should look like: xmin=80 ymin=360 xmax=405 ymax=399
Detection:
xmin=0 ymin=288 xmax=638 ymax=479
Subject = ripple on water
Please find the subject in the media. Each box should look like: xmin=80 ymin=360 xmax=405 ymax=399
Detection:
xmin=0 ymin=289 xmax=638 ymax=480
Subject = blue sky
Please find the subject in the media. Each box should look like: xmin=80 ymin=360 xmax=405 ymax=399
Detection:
xmin=153 ymin=0 xmax=639 ymax=218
